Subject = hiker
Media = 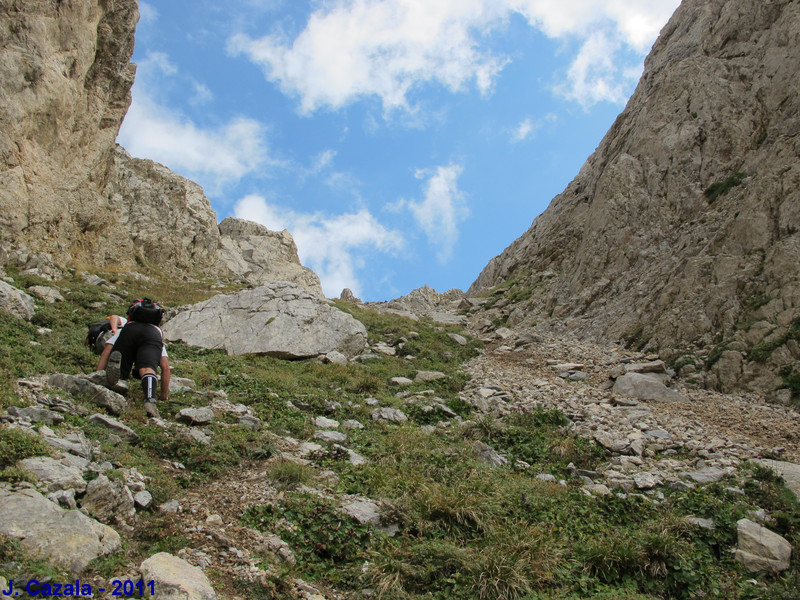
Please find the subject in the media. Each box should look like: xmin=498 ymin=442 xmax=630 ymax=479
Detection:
xmin=96 ymin=298 xmax=170 ymax=418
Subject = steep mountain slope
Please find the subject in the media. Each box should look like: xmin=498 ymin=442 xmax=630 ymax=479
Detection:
xmin=469 ymin=0 xmax=800 ymax=397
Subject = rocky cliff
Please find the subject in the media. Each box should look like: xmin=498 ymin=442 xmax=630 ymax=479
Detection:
xmin=0 ymin=0 xmax=138 ymax=262
xmin=0 ymin=0 xmax=321 ymax=293
xmin=469 ymin=0 xmax=800 ymax=398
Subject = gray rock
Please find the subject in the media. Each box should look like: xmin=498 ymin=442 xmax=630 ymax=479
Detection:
xmin=633 ymin=472 xmax=662 ymax=490
xmin=134 ymin=490 xmax=153 ymax=509
xmin=82 ymin=475 xmax=135 ymax=526
xmin=624 ymin=361 xmax=667 ymax=374
xmin=322 ymin=351 xmax=348 ymax=364
xmin=474 ymin=441 xmax=508 ymax=467
xmin=333 ymin=444 xmax=369 ymax=466
xmin=341 ymin=500 xmax=381 ymax=526
xmin=47 ymin=373 xmax=128 ymax=415
xmin=612 ymin=373 xmax=684 ymax=402
xmin=0 ymin=486 xmax=121 ymax=572
xmin=341 ymin=419 xmax=365 ymax=430
xmin=17 ymin=457 xmax=87 ymax=493
xmin=89 ymin=413 xmax=140 ymax=444
xmin=448 ymin=333 xmax=468 ymax=346
xmin=163 ymin=283 xmax=367 ymax=360
xmin=371 ymin=407 xmax=408 ymax=423
xmin=255 ymin=533 xmax=296 ymax=566
xmin=238 ymin=414 xmax=262 ymax=431
xmin=314 ymin=430 xmax=348 ymax=444
xmin=41 ymin=433 xmax=92 ymax=459
xmin=7 ymin=405 xmax=64 ymax=425
xmin=27 ymin=285 xmax=65 ymax=303
xmin=140 ymin=552 xmax=218 ymax=600
xmin=217 ymin=217 xmax=323 ymax=294
xmin=177 ymin=407 xmax=215 ymax=426
xmin=415 ymin=370 xmax=447 ymax=382
xmin=314 ymin=416 xmax=340 ymax=429
xmin=0 ymin=281 xmax=35 ymax=320
xmin=735 ymin=519 xmax=792 ymax=573
xmin=755 ymin=459 xmax=800 ymax=502
xmin=390 ymin=377 xmax=414 ymax=386
xmin=48 ymin=488 xmax=78 ymax=510
xmin=686 ymin=467 xmax=730 ymax=484
xmin=687 ymin=517 xmax=716 ymax=530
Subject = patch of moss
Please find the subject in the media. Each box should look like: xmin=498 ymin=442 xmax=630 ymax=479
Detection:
xmin=704 ymin=172 xmax=746 ymax=203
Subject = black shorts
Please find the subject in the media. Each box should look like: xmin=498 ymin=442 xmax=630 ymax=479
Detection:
xmin=111 ymin=321 xmax=163 ymax=379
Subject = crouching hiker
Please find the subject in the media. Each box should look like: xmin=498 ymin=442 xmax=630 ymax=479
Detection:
xmin=97 ymin=298 xmax=170 ymax=419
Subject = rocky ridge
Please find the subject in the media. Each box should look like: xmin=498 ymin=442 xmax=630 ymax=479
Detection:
xmin=469 ymin=0 xmax=800 ymax=397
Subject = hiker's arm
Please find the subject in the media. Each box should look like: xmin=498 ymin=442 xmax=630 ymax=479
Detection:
xmin=160 ymin=356 xmax=171 ymax=401
xmin=97 ymin=343 xmax=113 ymax=371
xmin=109 ymin=315 xmax=121 ymax=334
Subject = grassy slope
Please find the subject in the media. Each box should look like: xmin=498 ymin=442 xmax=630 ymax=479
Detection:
xmin=0 ymin=271 xmax=798 ymax=599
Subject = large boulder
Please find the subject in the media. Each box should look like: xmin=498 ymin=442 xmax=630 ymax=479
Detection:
xmin=0 ymin=485 xmax=121 ymax=573
xmin=162 ymin=283 xmax=367 ymax=359
xmin=217 ymin=217 xmax=323 ymax=294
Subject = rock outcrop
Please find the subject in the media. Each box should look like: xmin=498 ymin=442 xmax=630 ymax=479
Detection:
xmin=366 ymin=285 xmax=466 ymax=325
xmin=217 ymin=217 xmax=323 ymax=294
xmin=0 ymin=0 xmax=138 ymax=264
xmin=162 ymin=282 xmax=367 ymax=359
xmin=102 ymin=147 xmax=221 ymax=275
xmin=469 ymin=0 xmax=800 ymax=396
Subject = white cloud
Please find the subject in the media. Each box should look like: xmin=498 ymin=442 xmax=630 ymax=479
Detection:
xmin=119 ymin=94 xmax=269 ymax=189
xmin=234 ymin=195 xmax=405 ymax=297
xmin=555 ymin=30 xmax=632 ymax=107
xmin=119 ymin=53 xmax=274 ymax=191
xmin=143 ymin=52 xmax=177 ymax=76
xmin=227 ymin=0 xmax=679 ymax=113
xmin=512 ymin=117 xmax=537 ymax=142
xmin=191 ymin=82 xmax=214 ymax=105
xmin=227 ymin=0 xmax=509 ymax=114
xmin=138 ymin=1 xmax=158 ymax=24
xmin=406 ymin=164 xmax=468 ymax=263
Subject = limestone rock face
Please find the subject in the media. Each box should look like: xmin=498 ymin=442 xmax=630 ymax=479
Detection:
xmin=0 ymin=0 xmax=138 ymax=263
xmin=102 ymin=147 xmax=221 ymax=274
xmin=217 ymin=217 xmax=323 ymax=294
xmin=469 ymin=0 xmax=800 ymax=395
xmin=162 ymin=282 xmax=367 ymax=359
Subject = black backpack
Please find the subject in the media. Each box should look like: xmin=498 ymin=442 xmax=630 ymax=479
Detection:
xmin=127 ymin=298 xmax=164 ymax=325
xmin=85 ymin=320 xmax=113 ymax=354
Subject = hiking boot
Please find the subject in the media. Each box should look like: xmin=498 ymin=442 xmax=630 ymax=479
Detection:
xmin=106 ymin=351 xmax=122 ymax=387
xmin=144 ymin=402 xmax=161 ymax=419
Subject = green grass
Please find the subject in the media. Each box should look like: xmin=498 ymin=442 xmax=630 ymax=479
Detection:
xmin=704 ymin=172 xmax=746 ymax=203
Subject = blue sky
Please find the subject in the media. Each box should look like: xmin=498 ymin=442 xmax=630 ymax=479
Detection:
xmin=118 ymin=0 xmax=680 ymax=301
